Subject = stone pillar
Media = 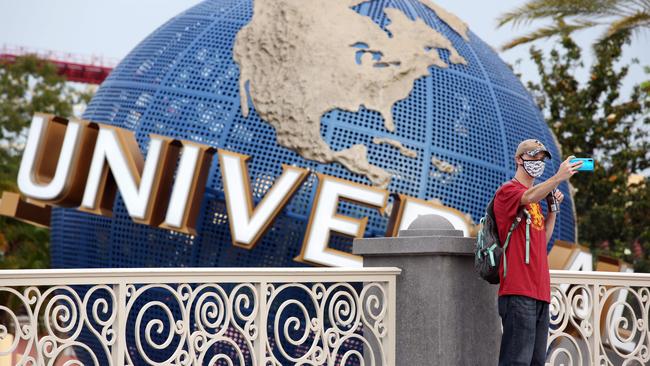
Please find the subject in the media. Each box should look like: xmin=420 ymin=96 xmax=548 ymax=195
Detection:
xmin=353 ymin=214 xmax=500 ymax=366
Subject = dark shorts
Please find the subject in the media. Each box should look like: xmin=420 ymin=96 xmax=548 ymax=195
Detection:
xmin=498 ymin=295 xmax=550 ymax=366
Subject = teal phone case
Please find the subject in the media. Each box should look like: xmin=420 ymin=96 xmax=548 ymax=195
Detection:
xmin=570 ymin=158 xmax=594 ymax=171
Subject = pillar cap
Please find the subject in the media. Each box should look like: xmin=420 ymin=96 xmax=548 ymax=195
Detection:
xmin=408 ymin=214 xmax=454 ymax=230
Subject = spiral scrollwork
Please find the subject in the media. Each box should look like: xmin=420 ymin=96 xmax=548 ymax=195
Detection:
xmin=548 ymin=281 xmax=650 ymax=365
xmin=125 ymin=284 xmax=188 ymax=365
xmin=0 ymin=273 xmax=395 ymax=366
xmin=599 ymin=286 xmax=650 ymax=364
xmin=0 ymin=284 xmax=115 ymax=365
xmin=263 ymin=281 xmax=389 ymax=365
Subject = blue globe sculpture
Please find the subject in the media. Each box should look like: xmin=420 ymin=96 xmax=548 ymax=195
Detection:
xmin=50 ymin=0 xmax=575 ymax=269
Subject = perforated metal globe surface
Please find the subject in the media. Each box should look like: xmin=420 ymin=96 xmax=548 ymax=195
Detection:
xmin=50 ymin=0 xmax=575 ymax=269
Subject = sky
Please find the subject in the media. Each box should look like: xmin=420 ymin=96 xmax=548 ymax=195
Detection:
xmin=0 ymin=0 xmax=647 ymax=98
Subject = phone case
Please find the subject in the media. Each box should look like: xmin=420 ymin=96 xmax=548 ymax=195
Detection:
xmin=570 ymin=158 xmax=594 ymax=171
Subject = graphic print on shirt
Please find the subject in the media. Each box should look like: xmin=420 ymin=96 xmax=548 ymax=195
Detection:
xmin=527 ymin=202 xmax=544 ymax=230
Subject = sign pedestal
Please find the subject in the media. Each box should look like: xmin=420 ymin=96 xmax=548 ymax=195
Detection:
xmin=354 ymin=214 xmax=501 ymax=365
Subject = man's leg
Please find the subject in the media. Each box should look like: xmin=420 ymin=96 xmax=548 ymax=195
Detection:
xmin=498 ymin=295 xmax=537 ymax=366
xmin=531 ymin=300 xmax=550 ymax=365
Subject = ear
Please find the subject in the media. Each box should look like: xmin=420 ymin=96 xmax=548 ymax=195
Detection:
xmin=514 ymin=155 xmax=522 ymax=165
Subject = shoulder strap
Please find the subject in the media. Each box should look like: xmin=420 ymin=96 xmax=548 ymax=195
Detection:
xmin=523 ymin=209 xmax=531 ymax=264
xmin=502 ymin=208 xmax=528 ymax=278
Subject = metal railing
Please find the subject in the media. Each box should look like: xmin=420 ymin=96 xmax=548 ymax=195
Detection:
xmin=548 ymin=270 xmax=650 ymax=365
xmin=0 ymin=267 xmax=399 ymax=365
xmin=2 ymin=267 xmax=648 ymax=365
xmin=1 ymin=44 xmax=119 ymax=67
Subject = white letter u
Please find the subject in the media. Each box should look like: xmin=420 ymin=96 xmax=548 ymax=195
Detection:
xmin=17 ymin=114 xmax=87 ymax=202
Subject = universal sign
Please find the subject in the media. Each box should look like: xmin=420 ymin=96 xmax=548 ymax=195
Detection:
xmin=0 ymin=114 xmax=473 ymax=267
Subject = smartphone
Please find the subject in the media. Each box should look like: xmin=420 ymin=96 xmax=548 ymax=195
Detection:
xmin=570 ymin=158 xmax=594 ymax=171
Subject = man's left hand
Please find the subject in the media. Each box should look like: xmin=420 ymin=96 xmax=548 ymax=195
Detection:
xmin=553 ymin=189 xmax=564 ymax=204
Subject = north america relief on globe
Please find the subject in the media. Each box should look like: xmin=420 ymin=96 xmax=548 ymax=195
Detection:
xmin=234 ymin=0 xmax=469 ymax=188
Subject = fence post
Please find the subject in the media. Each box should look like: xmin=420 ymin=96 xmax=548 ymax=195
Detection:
xmin=254 ymin=281 xmax=268 ymax=365
xmin=111 ymin=282 xmax=126 ymax=366
xmin=385 ymin=277 xmax=396 ymax=366
xmin=591 ymin=283 xmax=600 ymax=365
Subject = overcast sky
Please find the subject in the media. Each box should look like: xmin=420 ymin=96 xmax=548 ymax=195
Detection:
xmin=0 ymin=0 xmax=647 ymax=98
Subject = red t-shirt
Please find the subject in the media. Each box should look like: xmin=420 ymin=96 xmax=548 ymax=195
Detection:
xmin=494 ymin=180 xmax=551 ymax=303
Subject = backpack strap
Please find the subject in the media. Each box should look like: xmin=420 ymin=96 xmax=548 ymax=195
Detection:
xmin=477 ymin=216 xmax=500 ymax=267
xmin=476 ymin=217 xmax=485 ymax=260
xmin=501 ymin=220 xmax=517 ymax=278
xmin=523 ymin=209 xmax=531 ymax=264
xmin=486 ymin=243 xmax=498 ymax=267
xmin=502 ymin=210 xmax=526 ymax=278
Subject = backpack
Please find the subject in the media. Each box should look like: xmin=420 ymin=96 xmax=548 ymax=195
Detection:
xmin=474 ymin=193 xmax=531 ymax=284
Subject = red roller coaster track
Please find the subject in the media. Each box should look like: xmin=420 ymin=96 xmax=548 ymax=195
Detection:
xmin=0 ymin=45 xmax=117 ymax=85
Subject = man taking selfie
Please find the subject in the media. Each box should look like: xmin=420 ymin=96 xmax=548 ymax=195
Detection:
xmin=495 ymin=139 xmax=582 ymax=365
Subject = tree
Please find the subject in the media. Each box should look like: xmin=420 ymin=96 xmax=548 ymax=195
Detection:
xmin=0 ymin=55 xmax=92 ymax=270
xmin=498 ymin=0 xmax=650 ymax=50
xmin=524 ymin=29 xmax=650 ymax=270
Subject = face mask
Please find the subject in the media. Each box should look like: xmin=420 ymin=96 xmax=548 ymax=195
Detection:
xmin=522 ymin=160 xmax=545 ymax=178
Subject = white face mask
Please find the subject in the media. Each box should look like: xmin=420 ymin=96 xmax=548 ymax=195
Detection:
xmin=522 ymin=160 xmax=545 ymax=178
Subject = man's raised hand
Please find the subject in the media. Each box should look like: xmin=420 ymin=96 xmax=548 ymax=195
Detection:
xmin=555 ymin=155 xmax=582 ymax=181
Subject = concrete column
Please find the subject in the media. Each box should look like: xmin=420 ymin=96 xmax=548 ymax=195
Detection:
xmin=353 ymin=214 xmax=500 ymax=366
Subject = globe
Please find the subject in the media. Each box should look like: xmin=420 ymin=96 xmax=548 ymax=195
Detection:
xmin=50 ymin=0 xmax=575 ymax=269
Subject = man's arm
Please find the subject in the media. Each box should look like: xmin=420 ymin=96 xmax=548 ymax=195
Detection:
xmin=521 ymin=156 xmax=582 ymax=206
xmin=545 ymin=211 xmax=556 ymax=243
xmin=544 ymin=189 xmax=564 ymax=243
xmin=521 ymin=176 xmax=561 ymax=206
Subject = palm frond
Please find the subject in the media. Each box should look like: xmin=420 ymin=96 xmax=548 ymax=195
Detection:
xmin=604 ymin=10 xmax=650 ymax=36
xmin=497 ymin=0 xmax=623 ymax=28
xmin=497 ymin=0 xmax=566 ymax=28
xmin=501 ymin=20 xmax=599 ymax=51
xmin=621 ymin=0 xmax=650 ymax=13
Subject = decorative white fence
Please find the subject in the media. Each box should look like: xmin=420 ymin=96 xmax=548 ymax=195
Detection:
xmin=548 ymin=270 xmax=650 ymax=366
xmin=2 ymin=268 xmax=649 ymax=365
xmin=0 ymin=267 xmax=399 ymax=366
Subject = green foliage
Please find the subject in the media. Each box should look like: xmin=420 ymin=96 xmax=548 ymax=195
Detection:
xmin=0 ymin=55 xmax=92 ymax=270
xmin=525 ymin=29 xmax=650 ymax=270
xmin=498 ymin=0 xmax=650 ymax=50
